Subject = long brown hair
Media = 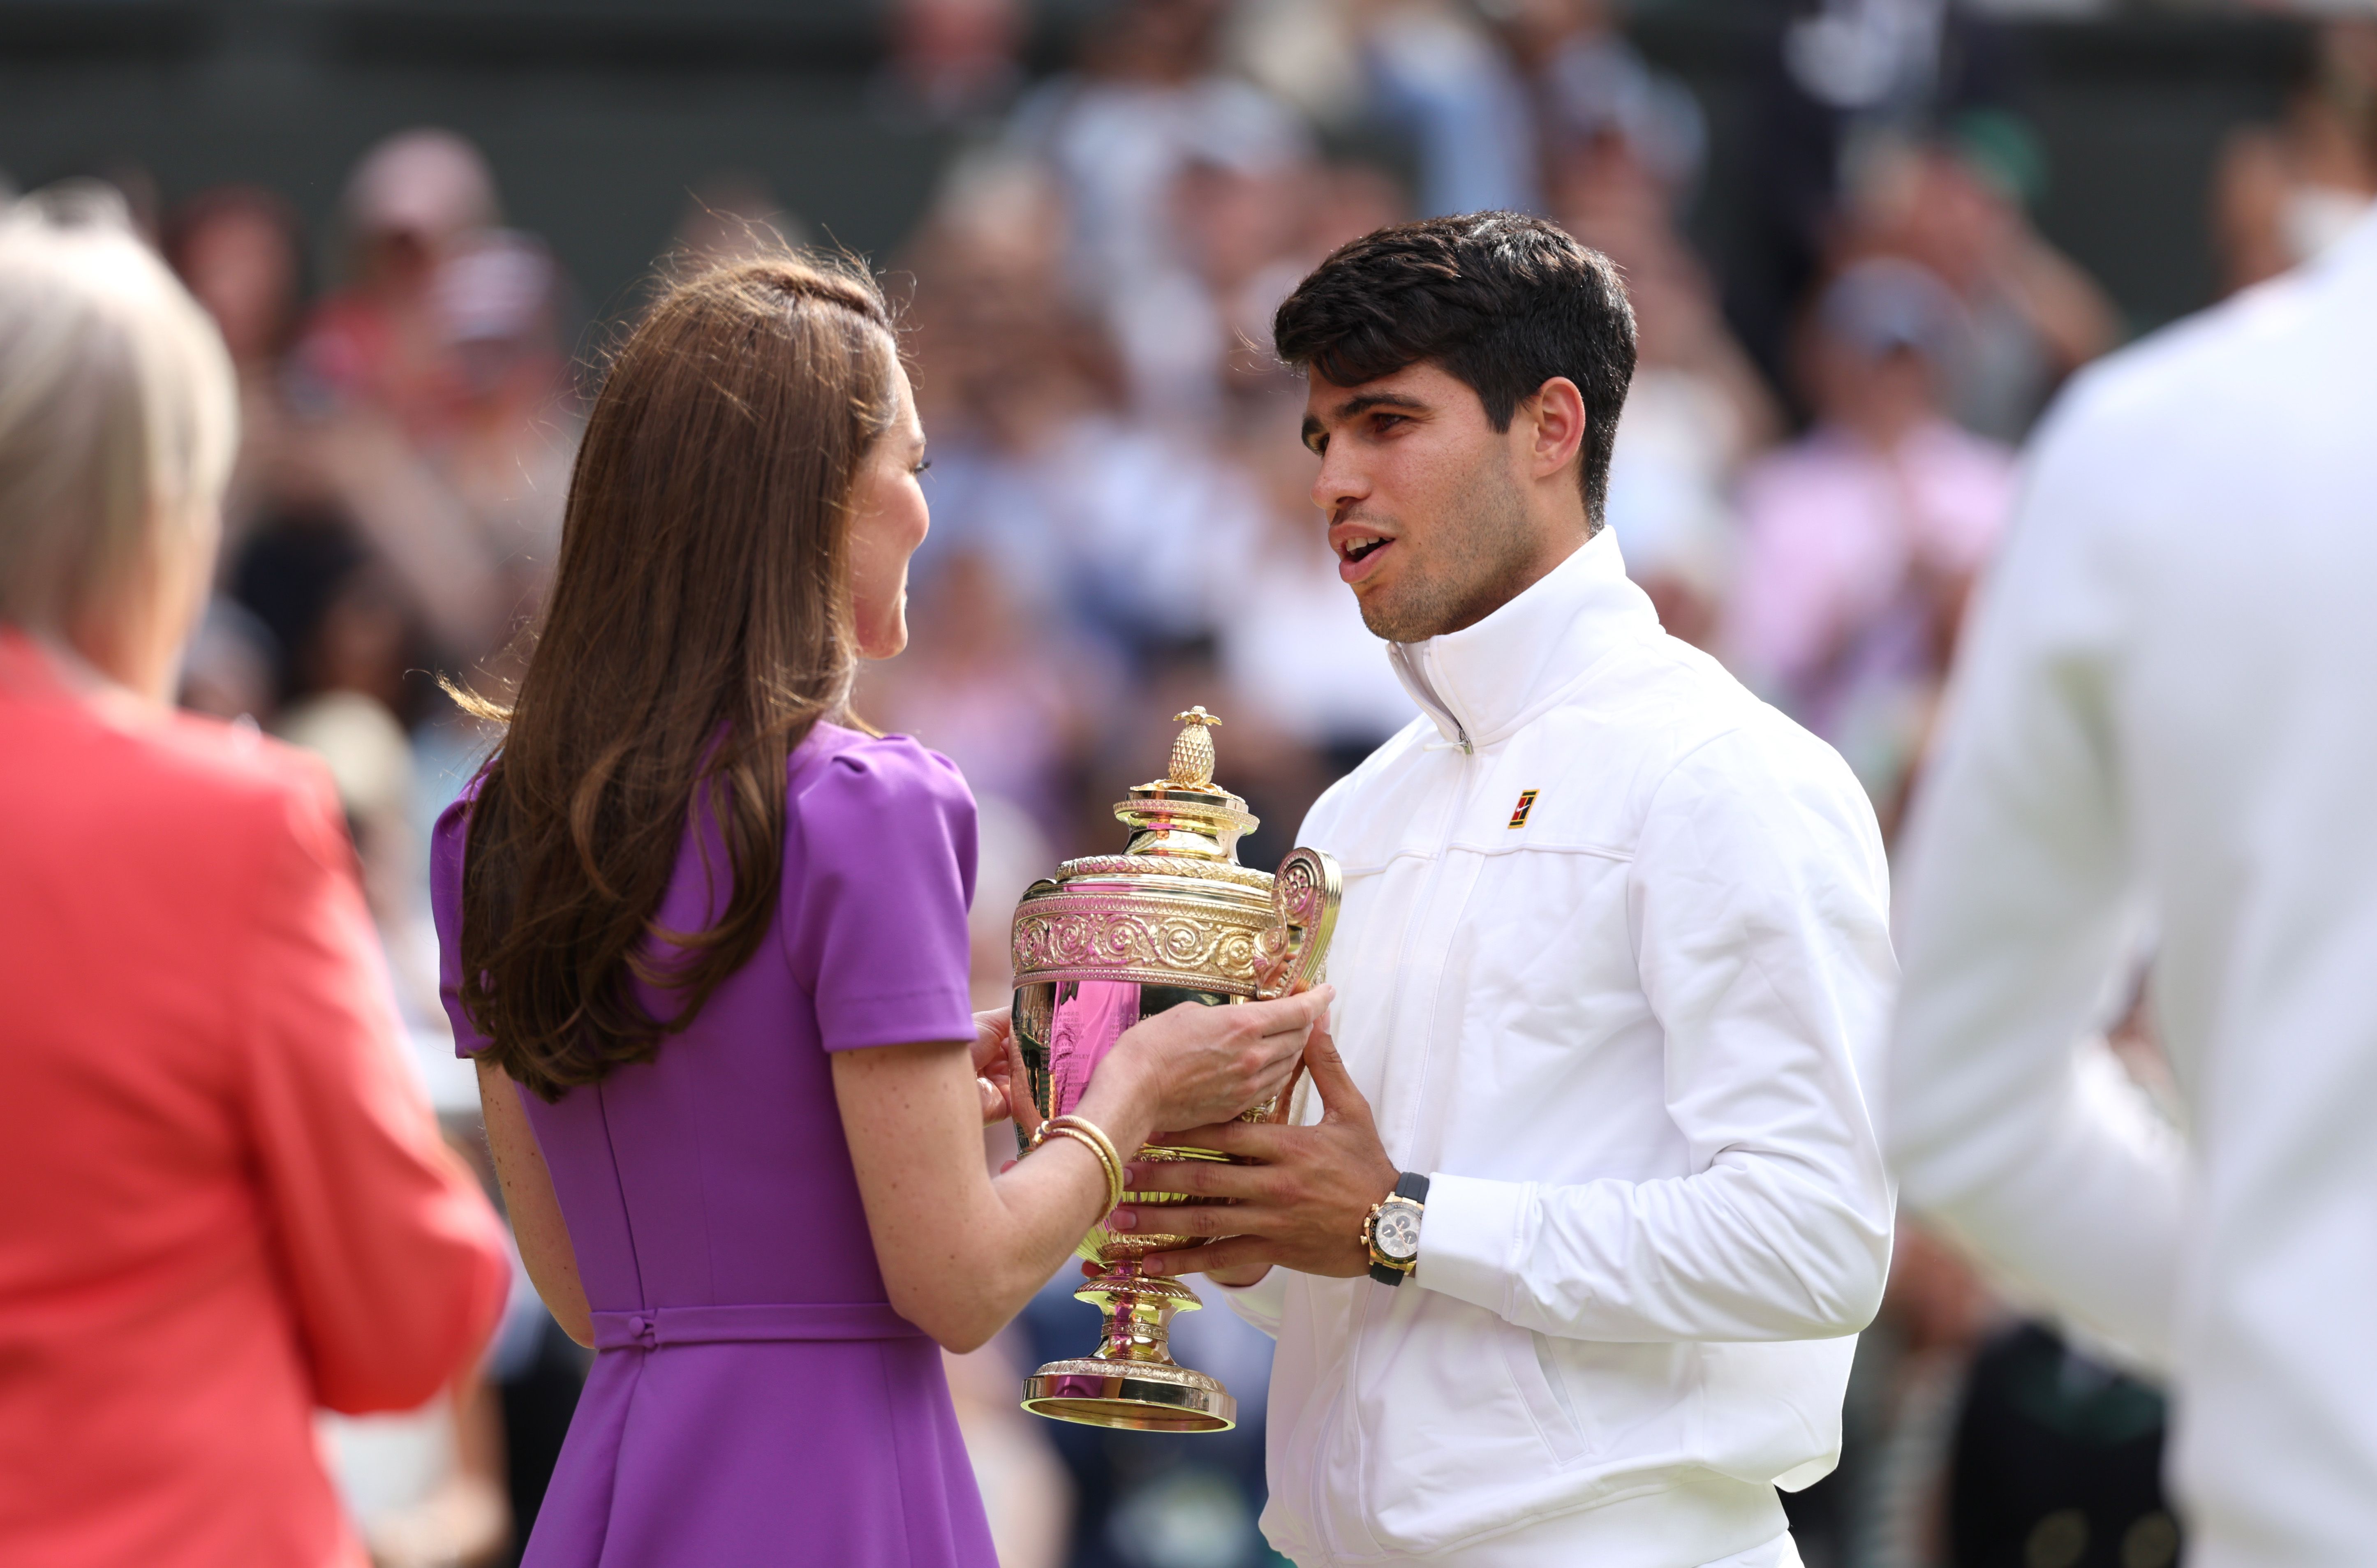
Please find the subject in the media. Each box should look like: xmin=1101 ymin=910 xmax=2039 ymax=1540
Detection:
xmin=456 ymin=253 xmax=899 ymax=1099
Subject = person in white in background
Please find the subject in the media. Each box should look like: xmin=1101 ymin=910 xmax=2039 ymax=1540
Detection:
xmin=1886 ymin=197 xmax=2377 ymax=1567
xmin=1117 ymin=213 xmax=1895 ymax=1568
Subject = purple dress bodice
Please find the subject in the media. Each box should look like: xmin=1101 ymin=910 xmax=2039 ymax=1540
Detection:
xmin=433 ymin=724 xmax=996 ymax=1568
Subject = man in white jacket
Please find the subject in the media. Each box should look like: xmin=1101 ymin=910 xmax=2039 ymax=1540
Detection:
xmin=1110 ymin=214 xmax=1896 ymax=1567
xmin=1887 ymin=209 xmax=2377 ymax=1565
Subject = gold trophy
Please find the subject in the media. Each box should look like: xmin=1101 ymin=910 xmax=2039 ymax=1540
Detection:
xmin=1011 ymin=707 xmax=1341 ymax=1432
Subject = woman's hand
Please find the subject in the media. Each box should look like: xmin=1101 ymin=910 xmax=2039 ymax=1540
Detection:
xmin=1084 ymin=986 xmax=1334 ymax=1137
xmin=971 ymin=1007 xmax=1022 ymax=1126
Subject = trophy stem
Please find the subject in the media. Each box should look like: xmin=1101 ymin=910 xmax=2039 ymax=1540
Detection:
xmin=1019 ymin=1262 xmax=1238 ymax=1432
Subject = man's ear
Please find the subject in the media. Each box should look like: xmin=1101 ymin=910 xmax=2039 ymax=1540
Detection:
xmin=1526 ymin=376 xmax=1588 ymax=484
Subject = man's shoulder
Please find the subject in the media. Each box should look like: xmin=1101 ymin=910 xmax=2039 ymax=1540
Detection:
xmin=1568 ymin=634 xmax=1866 ymax=814
xmin=2039 ymin=263 xmax=2344 ymax=457
xmin=1302 ymin=633 xmax=1870 ymax=860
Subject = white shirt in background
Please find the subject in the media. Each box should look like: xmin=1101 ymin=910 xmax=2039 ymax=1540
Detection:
xmin=1887 ymin=210 xmax=2377 ymax=1568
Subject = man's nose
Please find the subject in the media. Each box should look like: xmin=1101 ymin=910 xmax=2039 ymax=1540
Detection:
xmin=1311 ymin=446 xmax=1364 ymax=517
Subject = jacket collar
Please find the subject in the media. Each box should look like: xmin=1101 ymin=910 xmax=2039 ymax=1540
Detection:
xmin=1388 ymin=526 xmax=1660 ymax=751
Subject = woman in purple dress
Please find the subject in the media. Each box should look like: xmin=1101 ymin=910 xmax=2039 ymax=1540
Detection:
xmin=431 ymin=255 xmax=1329 ymax=1567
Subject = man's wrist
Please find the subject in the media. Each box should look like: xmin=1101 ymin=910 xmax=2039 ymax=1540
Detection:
xmin=1399 ymin=1172 xmax=1520 ymax=1309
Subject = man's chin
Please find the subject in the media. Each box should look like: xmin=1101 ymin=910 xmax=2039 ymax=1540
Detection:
xmin=1355 ymin=592 xmax=1431 ymax=644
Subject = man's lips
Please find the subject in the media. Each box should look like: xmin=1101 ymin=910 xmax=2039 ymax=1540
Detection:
xmin=1333 ymin=529 xmax=1397 ymax=586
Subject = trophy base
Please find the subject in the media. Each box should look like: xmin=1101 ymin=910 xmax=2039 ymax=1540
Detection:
xmin=1020 ymin=1357 xmax=1237 ymax=1432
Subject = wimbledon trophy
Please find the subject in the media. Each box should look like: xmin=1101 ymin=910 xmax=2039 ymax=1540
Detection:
xmin=1011 ymin=707 xmax=1341 ymax=1432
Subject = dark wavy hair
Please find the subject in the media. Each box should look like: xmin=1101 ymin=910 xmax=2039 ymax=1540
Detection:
xmin=453 ymin=253 xmax=898 ymax=1099
xmin=1272 ymin=212 xmax=1637 ymax=529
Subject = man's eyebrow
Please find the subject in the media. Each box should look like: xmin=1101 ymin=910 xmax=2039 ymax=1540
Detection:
xmin=1305 ymin=390 xmax=1430 ymax=450
xmin=1332 ymin=391 xmax=1430 ymax=420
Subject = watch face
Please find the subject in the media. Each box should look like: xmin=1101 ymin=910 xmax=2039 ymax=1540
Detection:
xmin=1374 ymin=1205 xmax=1422 ymax=1261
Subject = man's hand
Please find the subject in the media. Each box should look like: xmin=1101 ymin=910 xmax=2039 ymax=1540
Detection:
xmin=1109 ymin=1021 xmax=1399 ymax=1284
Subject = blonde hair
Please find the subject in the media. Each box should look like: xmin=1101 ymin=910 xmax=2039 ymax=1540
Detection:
xmin=0 ymin=184 xmax=239 ymax=642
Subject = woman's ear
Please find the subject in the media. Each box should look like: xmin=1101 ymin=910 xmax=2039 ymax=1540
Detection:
xmin=1527 ymin=376 xmax=1589 ymax=484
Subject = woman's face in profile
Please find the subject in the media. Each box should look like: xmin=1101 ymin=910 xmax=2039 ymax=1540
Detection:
xmin=847 ymin=361 xmax=931 ymax=660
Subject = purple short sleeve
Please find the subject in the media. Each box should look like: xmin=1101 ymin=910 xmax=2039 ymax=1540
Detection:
xmin=430 ymin=787 xmax=495 ymax=1059
xmin=782 ymin=735 xmax=980 ymax=1053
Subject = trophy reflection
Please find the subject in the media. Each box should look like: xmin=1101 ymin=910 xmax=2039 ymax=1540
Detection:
xmin=1010 ymin=707 xmax=1340 ymax=1432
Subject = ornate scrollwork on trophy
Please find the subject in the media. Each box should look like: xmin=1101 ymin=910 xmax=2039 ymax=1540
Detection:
xmin=1013 ymin=890 xmax=1270 ymax=994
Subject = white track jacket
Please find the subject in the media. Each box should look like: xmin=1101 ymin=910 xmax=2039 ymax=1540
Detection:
xmin=1222 ymin=532 xmax=1896 ymax=1567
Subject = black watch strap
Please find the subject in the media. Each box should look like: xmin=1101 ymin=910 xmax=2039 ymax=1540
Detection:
xmin=1367 ymin=1171 xmax=1431 ymax=1286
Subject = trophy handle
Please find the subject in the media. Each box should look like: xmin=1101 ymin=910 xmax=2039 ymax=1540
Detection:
xmin=1255 ymin=847 xmax=1342 ymax=1002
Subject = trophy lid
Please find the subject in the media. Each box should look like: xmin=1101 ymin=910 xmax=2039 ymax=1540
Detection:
xmin=1112 ymin=707 xmax=1259 ymax=862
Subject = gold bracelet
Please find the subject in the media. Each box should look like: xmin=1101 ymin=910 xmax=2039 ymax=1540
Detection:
xmin=1030 ymin=1114 xmax=1126 ymax=1213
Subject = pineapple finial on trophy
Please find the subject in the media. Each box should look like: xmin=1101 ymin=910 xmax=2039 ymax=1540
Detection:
xmin=1168 ymin=707 xmax=1222 ymax=789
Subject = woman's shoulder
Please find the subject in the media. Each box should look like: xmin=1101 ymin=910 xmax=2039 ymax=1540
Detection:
xmin=792 ymin=723 xmax=973 ymax=831
xmin=118 ymin=707 xmax=346 ymax=855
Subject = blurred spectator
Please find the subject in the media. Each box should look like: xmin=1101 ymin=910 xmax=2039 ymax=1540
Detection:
xmin=885 ymin=0 xmax=1027 ymax=124
xmin=1126 ymin=148 xmax=1317 ymax=427
xmin=305 ymin=220 xmax=576 ymax=678
xmin=1354 ymin=0 xmax=1542 ymax=217
xmin=1501 ymin=0 xmax=1707 ymax=205
xmin=1838 ymin=119 xmax=2118 ymax=442
xmin=1007 ymin=0 xmax=1310 ymax=387
xmin=862 ymin=546 xmax=1099 ymax=847
xmin=178 ymin=597 xmax=280 ymax=725
xmin=316 ymin=1381 xmax=510 ymax=1568
xmin=2211 ymin=14 xmax=2377 ymax=294
xmin=1212 ymin=392 xmax=1415 ymax=774
xmin=163 ymin=185 xmax=308 ymax=554
xmin=901 ymin=157 xmax=1255 ymax=668
xmin=0 ymin=185 xmax=509 ymax=1568
xmin=1723 ymin=257 xmax=2015 ymax=825
xmin=295 ymin=127 xmax=499 ymax=434
xmin=1557 ymin=122 xmax=1779 ymax=650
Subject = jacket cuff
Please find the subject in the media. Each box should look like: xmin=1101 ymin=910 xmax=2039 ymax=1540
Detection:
xmin=1209 ymin=1268 xmax=1290 ymax=1338
xmin=1414 ymin=1172 xmax=1527 ymax=1314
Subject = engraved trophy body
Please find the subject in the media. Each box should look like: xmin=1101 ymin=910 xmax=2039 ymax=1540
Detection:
xmin=1010 ymin=708 xmax=1340 ymax=1432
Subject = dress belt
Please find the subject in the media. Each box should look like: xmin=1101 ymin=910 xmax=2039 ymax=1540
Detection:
xmin=590 ymin=1302 xmax=924 ymax=1351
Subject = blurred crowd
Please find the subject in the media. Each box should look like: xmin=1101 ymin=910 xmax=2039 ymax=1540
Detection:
xmin=28 ymin=0 xmax=2370 ymax=1565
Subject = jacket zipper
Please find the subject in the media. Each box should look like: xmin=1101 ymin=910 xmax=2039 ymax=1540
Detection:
xmin=1342 ymin=695 xmax=1477 ymax=1556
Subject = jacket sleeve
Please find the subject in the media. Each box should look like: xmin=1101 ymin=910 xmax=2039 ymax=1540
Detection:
xmin=1212 ymin=1266 xmax=1290 ymax=1339
xmin=1417 ymin=725 xmax=1897 ymax=1342
xmin=1885 ymin=406 xmax=2186 ymax=1368
xmin=237 ymin=764 xmax=511 ymax=1413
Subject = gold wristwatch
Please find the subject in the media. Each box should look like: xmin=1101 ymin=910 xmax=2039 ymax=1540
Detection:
xmin=1362 ymin=1172 xmax=1429 ymax=1286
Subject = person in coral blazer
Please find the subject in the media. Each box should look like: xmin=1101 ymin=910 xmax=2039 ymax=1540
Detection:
xmin=0 ymin=193 xmax=510 ymax=1567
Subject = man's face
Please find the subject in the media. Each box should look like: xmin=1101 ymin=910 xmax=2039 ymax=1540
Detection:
xmin=1302 ymin=361 xmax=1544 ymax=644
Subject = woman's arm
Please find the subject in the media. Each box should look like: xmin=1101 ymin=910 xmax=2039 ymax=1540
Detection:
xmin=242 ymin=771 xmax=511 ymax=1414
xmin=476 ymin=1056 xmax=593 ymax=1348
xmin=835 ymin=989 xmax=1331 ymax=1353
